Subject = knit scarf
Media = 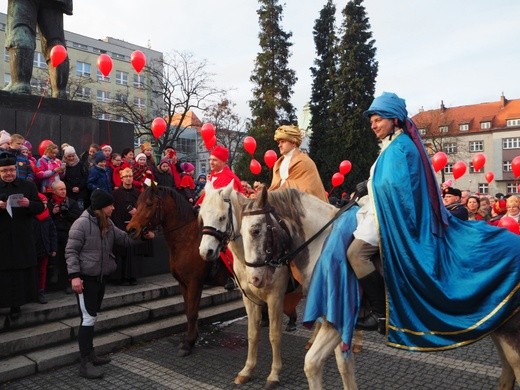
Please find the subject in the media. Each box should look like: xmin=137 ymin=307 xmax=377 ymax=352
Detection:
xmin=35 ymin=207 xmax=50 ymax=222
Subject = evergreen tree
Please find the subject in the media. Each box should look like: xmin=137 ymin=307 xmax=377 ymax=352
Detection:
xmin=332 ymin=0 xmax=379 ymax=193
xmin=308 ymin=0 xmax=338 ymax=191
xmin=235 ymin=0 xmax=297 ymax=184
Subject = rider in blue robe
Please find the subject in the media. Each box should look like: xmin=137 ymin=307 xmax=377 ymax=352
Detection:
xmin=369 ymin=92 xmax=520 ymax=350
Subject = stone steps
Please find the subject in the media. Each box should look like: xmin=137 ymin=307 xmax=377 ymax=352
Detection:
xmin=0 ymin=273 xmax=245 ymax=384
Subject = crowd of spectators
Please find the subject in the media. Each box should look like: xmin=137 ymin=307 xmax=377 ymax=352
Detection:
xmin=0 ymin=131 xmax=203 ymax=313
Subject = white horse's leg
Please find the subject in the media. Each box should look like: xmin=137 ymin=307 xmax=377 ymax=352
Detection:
xmin=492 ymin=334 xmax=519 ymax=389
xmin=264 ymin=291 xmax=285 ymax=388
xmin=235 ymin=298 xmax=262 ymax=385
xmin=304 ymin=320 xmax=343 ymax=390
xmin=334 ymin=343 xmax=357 ymax=390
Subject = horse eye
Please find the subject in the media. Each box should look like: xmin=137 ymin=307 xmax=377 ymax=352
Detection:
xmin=251 ymin=227 xmax=261 ymax=237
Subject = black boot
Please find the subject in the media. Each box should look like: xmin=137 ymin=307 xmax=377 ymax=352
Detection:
xmin=89 ymin=350 xmax=111 ymax=366
xmin=4 ymin=48 xmax=33 ymax=95
xmin=356 ymin=271 xmax=386 ymax=334
xmin=48 ymin=57 xmax=69 ymax=99
xmin=79 ymin=356 xmax=103 ymax=379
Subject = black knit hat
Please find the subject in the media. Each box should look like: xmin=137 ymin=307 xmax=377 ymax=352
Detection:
xmin=90 ymin=189 xmax=114 ymax=210
xmin=0 ymin=152 xmax=16 ymax=167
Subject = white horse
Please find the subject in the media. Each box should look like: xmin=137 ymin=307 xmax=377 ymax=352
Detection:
xmin=198 ymin=181 xmax=291 ymax=389
xmin=240 ymin=186 xmax=520 ymax=390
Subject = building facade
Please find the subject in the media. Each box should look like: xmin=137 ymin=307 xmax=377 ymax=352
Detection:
xmin=413 ymin=94 xmax=520 ymax=196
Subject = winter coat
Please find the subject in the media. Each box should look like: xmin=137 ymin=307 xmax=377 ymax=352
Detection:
xmin=87 ymin=166 xmax=112 ymax=193
xmin=48 ymin=196 xmax=82 ymax=240
xmin=0 ymin=178 xmax=44 ymax=271
xmin=33 ymin=216 xmax=58 ymax=258
xmin=13 ymin=149 xmax=34 ymax=182
xmin=155 ymin=171 xmax=174 ymax=188
xmin=111 ymin=186 xmax=140 ymax=230
xmin=63 ymin=161 xmax=88 ymax=203
xmin=36 ymin=155 xmax=64 ymax=194
xmin=66 ymin=209 xmax=133 ymax=278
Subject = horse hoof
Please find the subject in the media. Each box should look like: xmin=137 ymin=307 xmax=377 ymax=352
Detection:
xmin=265 ymin=380 xmax=280 ymax=389
xmin=234 ymin=375 xmax=251 ymax=385
xmin=177 ymin=347 xmax=192 ymax=357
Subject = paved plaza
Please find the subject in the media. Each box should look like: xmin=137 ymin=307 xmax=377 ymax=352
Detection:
xmin=1 ymin=308 xmax=515 ymax=390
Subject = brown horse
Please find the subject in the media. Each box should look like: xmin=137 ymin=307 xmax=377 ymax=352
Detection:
xmin=126 ymin=185 xmax=231 ymax=357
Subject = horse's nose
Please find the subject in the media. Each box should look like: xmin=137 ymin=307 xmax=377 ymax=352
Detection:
xmin=204 ymin=248 xmax=215 ymax=261
xmin=249 ymin=275 xmax=263 ymax=288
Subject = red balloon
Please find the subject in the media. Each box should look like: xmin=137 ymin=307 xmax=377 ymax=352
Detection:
xmin=50 ymin=45 xmax=67 ymax=67
xmin=339 ymin=160 xmax=352 ymax=175
xmin=452 ymin=161 xmax=467 ymax=180
xmin=472 ymin=153 xmax=486 ymax=171
xmin=151 ymin=117 xmax=167 ymax=139
xmin=131 ymin=50 xmax=146 ymax=73
xmin=250 ymin=159 xmax=262 ymax=175
xmin=204 ymin=135 xmax=217 ymax=150
xmin=97 ymin=54 xmax=113 ymax=77
xmin=497 ymin=216 xmax=520 ymax=235
xmin=38 ymin=139 xmax=53 ymax=156
xmin=200 ymin=123 xmax=216 ymax=143
xmin=331 ymin=172 xmax=344 ymax=188
xmin=484 ymin=171 xmax=494 ymax=184
xmin=264 ymin=149 xmax=278 ymax=169
xmin=243 ymin=136 xmax=257 ymax=155
xmin=512 ymin=156 xmax=520 ymax=178
xmin=431 ymin=152 xmax=448 ymax=173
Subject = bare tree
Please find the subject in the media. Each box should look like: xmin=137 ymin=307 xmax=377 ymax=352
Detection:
xmin=203 ymin=98 xmax=247 ymax=168
xmin=105 ymin=51 xmax=226 ymax=155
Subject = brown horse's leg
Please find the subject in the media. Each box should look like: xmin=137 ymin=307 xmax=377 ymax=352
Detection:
xmin=178 ymin=280 xmax=204 ymax=357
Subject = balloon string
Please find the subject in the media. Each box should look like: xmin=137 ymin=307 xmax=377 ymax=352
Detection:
xmin=104 ymin=84 xmax=111 ymax=145
xmin=25 ymin=78 xmax=49 ymax=138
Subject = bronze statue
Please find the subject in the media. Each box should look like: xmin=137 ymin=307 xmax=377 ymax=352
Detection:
xmin=4 ymin=0 xmax=73 ymax=99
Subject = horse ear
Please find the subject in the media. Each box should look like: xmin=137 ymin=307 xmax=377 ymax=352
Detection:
xmin=259 ymin=185 xmax=268 ymax=208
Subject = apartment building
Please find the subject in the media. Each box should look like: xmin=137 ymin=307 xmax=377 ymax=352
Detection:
xmin=413 ymin=94 xmax=520 ymax=195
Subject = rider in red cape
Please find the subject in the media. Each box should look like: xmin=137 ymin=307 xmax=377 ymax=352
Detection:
xmin=196 ymin=145 xmax=244 ymax=290
xmin=365 ymin=92 xmax=520 ymax=350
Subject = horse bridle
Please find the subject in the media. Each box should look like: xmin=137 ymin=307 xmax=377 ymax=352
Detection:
xmin=142 ymin=192 xmax=196 ymax=235
xmin=241 ymin=205 xmax=292 ymax=268
xmin=201 ymin=197 xmax=240 ymax=251
xmin=241 ymin=196 xmax=360 ymax=268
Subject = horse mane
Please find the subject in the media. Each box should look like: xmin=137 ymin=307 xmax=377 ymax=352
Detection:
xmin=142 ymin=185 xmax=197 ymax=222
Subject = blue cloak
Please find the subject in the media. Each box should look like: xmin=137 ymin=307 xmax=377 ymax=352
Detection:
xmin=373 ymin=132 xmax=520 ymax=351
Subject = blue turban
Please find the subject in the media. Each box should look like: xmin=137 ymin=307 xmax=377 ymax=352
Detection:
xmin=364 ymin=92 xmax=408 ymax=122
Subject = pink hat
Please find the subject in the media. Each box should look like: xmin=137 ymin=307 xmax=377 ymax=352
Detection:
xmin=181 ymin=162 xmax=195 ymax=173
xmin=211 ymin=145 xmax=229 ymax=162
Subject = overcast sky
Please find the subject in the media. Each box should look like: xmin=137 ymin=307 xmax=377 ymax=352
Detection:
xmin=3 ymin=0 xmax=519 ymax=122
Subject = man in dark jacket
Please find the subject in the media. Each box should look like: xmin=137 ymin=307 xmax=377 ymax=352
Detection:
xmin=0 ymin=152 xmax=44 ymax=314
xmin=442 ymin=186 xmax=469 ymax=220
xmin=4 ymin=0 xmax=73 ymax=98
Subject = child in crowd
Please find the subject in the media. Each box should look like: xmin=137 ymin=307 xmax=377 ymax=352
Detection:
xmin=9 ymin=133 xmax=34 ymax=181
xmin=87 ymin=151 xmax=113 ymax=193
xmin=33 ymin=193 xmax=57 ymax=304
xmin=155 ymin=158 xmax=174 ymax=188
xmin=194 ymin=173 xmax=206 ymax=201
xmin=132 ymin=153 xmax=154 ymax=192
xmin=180 ymin=162 xmax=196 ymax=203
xmin=0 ymin=130 xmax=11 ymax=152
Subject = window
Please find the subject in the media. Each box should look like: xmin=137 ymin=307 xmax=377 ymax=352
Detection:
xmin=4 ymin=73 xmax=10 ymax=87
xmin=98 ymin=112 xmax=111 ymax=120
xmin=71 ymin=42 xmax=88 ymax=50
xmin=469 ymin=140 xmax=483 ymax=152
xmin=76 ymin=61 xmax=91 ymax=77
xmin=506 ymin=119 xmax=520 ymax=127
xmin=133 ymin=97 xmax=146 ymax=108
xmin=114 ymin=116 xmax=127 ymax=123
xmin=133 ymin=74 xmax=145 ymax=88
xmin=76 ymin=87 xmax=91 ymax=99
xmin=444 ymin=143 xmax=457 ymax=154
xmin=459 ymin=123 xmax=469 ymax=131
xmin=113 ymin=53 xmax=125 ymax=60
xmin=444 ymin=163 xmax=453 ymax=174
xmin=439 ymin=125 xmax=448 ymax=133
xmin=418 ymin=128 xmax=426 ymax=136
xmin=480 ymin=121 xmax=491 ymax=129
xmin=96 ymin=90 xmax=110 ymax=102
xmin=503 ymin=161 xmax=512 ymax=172
xmin=503 ymin=138 xmax=520 ymax=149
xmin=115 ymin=71 xmax=128 ymax=85
xmin=97 ymin=69 xmax=110 ymax=82
xmin=4 ymin=48 xmax=9 ymax=62
xmin=115 ymin=93 xmax=127 ymax=103
xmin=506 ymin=183 xmax=518 ymax=194
xmin=33 ymin=52 xmax=47 ymax=69
xmin=478 ymin=183 xmax=489 ymax=194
